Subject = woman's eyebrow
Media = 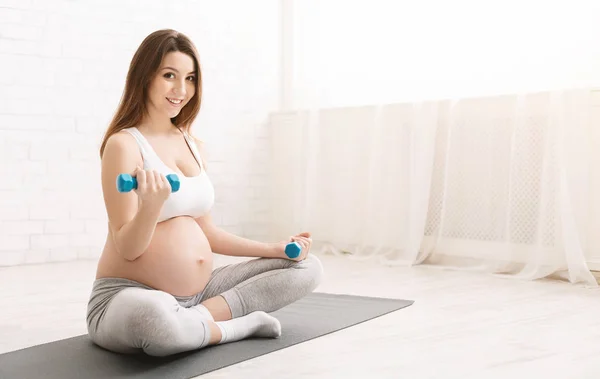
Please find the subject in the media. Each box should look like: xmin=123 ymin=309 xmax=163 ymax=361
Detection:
xmin=161 ymin=67 xmax=196 ymax=74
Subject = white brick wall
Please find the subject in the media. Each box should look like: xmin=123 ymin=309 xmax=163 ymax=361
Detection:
xmin=0 ymin=0 xmax=280 ymax=266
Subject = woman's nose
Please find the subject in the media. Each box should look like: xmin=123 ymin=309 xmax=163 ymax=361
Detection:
xmin=173 ymin=81 xmax=186 ymax=97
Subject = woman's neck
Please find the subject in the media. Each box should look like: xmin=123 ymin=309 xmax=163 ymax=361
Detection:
xmin=138 ymin=109 xmax=178 ymax=136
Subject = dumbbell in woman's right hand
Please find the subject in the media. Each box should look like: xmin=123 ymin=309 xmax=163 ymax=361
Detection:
xmin=117 ymin=171 xmax=181 ymax=193
xmin=116 ymin=168 xmax=179 ymax=207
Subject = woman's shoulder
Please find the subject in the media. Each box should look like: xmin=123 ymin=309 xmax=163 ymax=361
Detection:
xmin=186 ymin=132 xmax=208 ymax=169
xmin=185 ymin=130 xmax=205 ymax=148
xmin=102 ymin=129 xmax=140 ymax=159
xmin=191 ymin=135 xmax=204 ymax=147
xmin=106 ymin=129 xmax=136 ymax=147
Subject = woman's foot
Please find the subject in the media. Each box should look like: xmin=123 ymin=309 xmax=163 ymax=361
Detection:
xmin=216 ymin=311 xmax=281 ymax=344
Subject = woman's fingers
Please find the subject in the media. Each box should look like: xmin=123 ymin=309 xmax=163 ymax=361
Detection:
xmin=291 ymin=236 xmax=312 ymax=259
xmin=292 ymin=236 xmax=311 ymax=245
xmin=153 ymin=170 xmax=162 ymax=191
xmin=136 ymin=167 xmax=146 ymax=190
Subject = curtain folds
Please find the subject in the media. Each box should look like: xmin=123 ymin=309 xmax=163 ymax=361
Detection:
xmin=268 ymin=89 xmax=599 ymax=287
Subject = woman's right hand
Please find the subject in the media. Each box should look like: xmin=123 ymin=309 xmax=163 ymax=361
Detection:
xmin=133 ymin=166 xmax=172 ymax=210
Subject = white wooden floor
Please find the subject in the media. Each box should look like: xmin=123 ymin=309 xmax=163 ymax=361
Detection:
xmin=1 ymin=253 xmax=599 ymax=379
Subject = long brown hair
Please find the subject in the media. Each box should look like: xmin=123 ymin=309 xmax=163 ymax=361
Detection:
xmin=99 ymin=29 xmax=202 ymax=158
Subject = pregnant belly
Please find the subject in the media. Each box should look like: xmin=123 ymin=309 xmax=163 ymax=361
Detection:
xmin=97 ymin=217 xmax=214 ymax=297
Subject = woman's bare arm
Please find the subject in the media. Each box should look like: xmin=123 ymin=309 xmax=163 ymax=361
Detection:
xmin=101 ymin=132 xmax=163 ymax=261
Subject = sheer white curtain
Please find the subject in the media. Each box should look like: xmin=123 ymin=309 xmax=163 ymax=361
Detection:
xmin=420 ymin=90 xmax=599 ymax=286
xmin=269 ymin=90 xmax=600 ymax=287
xmin=268 ymin=0 xmax=600 ymax=286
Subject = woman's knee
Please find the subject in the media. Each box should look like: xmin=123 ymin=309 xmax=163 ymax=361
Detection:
xmin=95 ymin=289 xmax=184 ymax=355
xmin=126 ymin=293 xmax=185 ymax=347
xmin=295 ymin=254 xmax=324 ymax=292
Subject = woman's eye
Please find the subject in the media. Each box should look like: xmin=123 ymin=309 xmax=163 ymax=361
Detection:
xmin=164 ymin=73 xmax=175 ymax=79
xmin=187 ymin=76 xmax=196 ymax=82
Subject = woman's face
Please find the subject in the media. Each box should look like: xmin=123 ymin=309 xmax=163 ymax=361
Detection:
xmin=147 ymin=51 xmax=197 ymax=119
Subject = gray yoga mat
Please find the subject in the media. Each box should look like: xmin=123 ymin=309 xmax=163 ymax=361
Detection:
xmin=0 ymin=292 xmax=413 ymax=379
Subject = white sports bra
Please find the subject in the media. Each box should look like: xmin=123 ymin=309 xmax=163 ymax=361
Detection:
xmin=123 ymin=127 xmax=215 ymax=223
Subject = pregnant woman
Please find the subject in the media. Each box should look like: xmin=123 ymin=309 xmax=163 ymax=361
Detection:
xmin=86 ymin=29 xmax=323 ymax=357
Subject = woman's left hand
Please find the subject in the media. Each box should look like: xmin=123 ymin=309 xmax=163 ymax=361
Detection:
xmin=277 ymin=232 xmax=312 ymax=261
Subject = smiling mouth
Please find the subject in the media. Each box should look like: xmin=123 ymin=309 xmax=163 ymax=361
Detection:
xmin=167 ymin=97 xmax=183 ymax=105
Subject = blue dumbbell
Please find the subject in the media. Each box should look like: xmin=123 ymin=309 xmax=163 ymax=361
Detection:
xmin=285 ymin=242 xmax=302 ymax=258
xmin=116 ymin=173 xmax=181 ymax=193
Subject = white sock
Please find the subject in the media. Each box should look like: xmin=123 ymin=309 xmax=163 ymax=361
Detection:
xmin=216 ymin=311 xmax=281 ymax=344
xmin=193 ymin=304 xmax=214 ymax=322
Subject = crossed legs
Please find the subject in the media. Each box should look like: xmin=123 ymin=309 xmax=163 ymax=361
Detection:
xmin=89 ymin=254 xmax=323 ymax=356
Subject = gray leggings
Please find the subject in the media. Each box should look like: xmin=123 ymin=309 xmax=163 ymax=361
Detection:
xmin=86 ymin=254 xmax=323 ymax=356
